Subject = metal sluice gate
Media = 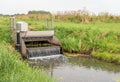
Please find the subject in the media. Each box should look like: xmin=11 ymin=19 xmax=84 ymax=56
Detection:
xmin=10 ymin=17 xmax=64 ymax=62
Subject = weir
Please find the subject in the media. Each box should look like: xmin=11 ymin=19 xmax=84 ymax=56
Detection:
xmin=27 ymin=46 xmax=61 ymax=57
xmin=10 ymin=17 xmax=65 ymax=63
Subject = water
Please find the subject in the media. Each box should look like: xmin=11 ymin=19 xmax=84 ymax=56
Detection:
xmin=46 ymin=57 xmax=120 ymax=82
xmin=27 ymin=46 xmax=120 ymax=82
xmin=29 ymin=54 xmax=66 ymax=66
xmin=27 ymin=46 xmax=60 ymax=57
xmin=28 ymin=45 xmax=65 ymax=67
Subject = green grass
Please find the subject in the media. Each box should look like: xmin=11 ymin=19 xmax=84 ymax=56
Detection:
xmin=54 ymin=21 xmax=120 ymax=63
xmin=0 ymin=15 xmax=120 ymax=81
xmin=19 ymin=18 xmax=120 ymax=64
xmin=0 ymin=17 xmax=54 ymax=82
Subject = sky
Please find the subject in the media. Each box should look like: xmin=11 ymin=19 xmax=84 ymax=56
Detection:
xmin=0 ymin=0 xmax=120 ymax=15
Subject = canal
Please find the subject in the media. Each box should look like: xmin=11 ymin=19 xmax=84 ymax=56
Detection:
xmin=47 ymin=57 xmax=120 ymax=82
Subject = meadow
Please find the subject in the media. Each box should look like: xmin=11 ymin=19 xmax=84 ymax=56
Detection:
xmin=0 ymin=17 xmax=54 ymax=82
xmin=16 ymin=13 xmax=120 ymax=64
xmin=0 ymin=10 xmax=120 ymax=82
xmin=0 ymin=11 xmax=120 ymax=81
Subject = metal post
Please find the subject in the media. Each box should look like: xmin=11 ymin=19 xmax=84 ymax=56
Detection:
xmin=13 ymin=17 xmax=16 ymax=29
xmin=46 ymin=18 xmax=54 ymax=30
xmin=52 ymin=18 xmax=54 ymax=30
xmin=10 ymin=17 xmax=16 ymax=39
xmin=46 ymin=18 xmax=48 ymax=29
xmin=10 ymin=17 xmax=13 ymax=38
xmin=17 ymin=31 xmax=21 ymax=52
xmin=10 ymin=17 xmax=16 ymax=29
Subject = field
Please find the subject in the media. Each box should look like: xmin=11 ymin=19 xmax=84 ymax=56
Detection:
xmin=0 ymin=17 xmax=54 ymax=82
xmin=0 ymin=12 xmax=120 ymax=81
xmin=16 ymin=14 xmax=120 ymax=64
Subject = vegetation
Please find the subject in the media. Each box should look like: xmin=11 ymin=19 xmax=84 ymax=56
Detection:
xmin=28 ymin=10 xmax=51 ymax=14
xmin=0 ymin=9 xmax=120 ymax=82
xmin=55 ymin=10 xmax=120 ymax=23
xmin=0 ymin=8 xmax=120 ymax=82
xmin=56 ymin=22 xmax=120 ymax=64
xmin=0 ymin=17 xmax=54 ymax=82
xmin=14 ymin=10 xmax=120 ymax=64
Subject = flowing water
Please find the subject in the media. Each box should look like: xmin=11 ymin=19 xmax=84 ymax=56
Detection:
xmin=46 ymin=57 xmax=120 ymax=82
xmin=29 ymin=56 xmax=120 ymax=82
xmin=27 ymin=46 xmax=60 ymax=57
xmin=27 ymin=45 xmax=120 ymax=82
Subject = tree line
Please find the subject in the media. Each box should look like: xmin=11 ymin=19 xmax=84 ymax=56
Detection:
xmin=28 ymin=10 xmax=51 ymax=14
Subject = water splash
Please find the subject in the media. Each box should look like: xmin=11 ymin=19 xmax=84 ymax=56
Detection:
xmin=27 ymin=46 xmax=67 ymax=65
xmin=27 ymin=46 xmax=60 ymax=57
xmin=29 ymin=54 xmax=67 ymax=65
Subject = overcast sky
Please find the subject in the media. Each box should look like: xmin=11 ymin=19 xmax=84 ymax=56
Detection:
xmin=0 ymin=0 xmax=120 ymax=15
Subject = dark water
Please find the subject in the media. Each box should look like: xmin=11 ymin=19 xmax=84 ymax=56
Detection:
xmin=47 ymin=57 xmax=120 ymax=82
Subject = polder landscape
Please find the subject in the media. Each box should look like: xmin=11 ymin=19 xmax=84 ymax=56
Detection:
xmin=0 ymin=10 xmax=120 ymax=82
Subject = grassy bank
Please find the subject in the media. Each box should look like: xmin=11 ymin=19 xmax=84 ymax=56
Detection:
xmin=16 ymin=16 xmax=120 ymax=64
xmin=0 ymin=17 xmax=54 ymax=82
xmin=55 ymin=21 xmax=120 ymax=64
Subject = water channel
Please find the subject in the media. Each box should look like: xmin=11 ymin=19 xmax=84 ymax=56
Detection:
xmin=30 ymin=56 xmax=120 ymax=82
xmin=47 ymin=56 xmax=120 ymax=82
